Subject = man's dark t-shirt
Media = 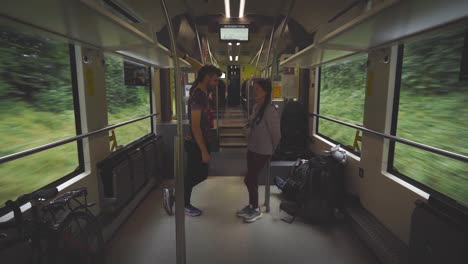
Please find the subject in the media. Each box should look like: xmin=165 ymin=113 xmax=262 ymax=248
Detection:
xmin=188 ymin=88 xmax=210 ymax=142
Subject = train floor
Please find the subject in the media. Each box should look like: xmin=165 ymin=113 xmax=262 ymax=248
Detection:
xmin=105 ymin=177 xmax=379 ymax=264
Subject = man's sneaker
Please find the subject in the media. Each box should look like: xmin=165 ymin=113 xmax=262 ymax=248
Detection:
xmin=243 ymin=208 xmax=263 ymax=223
xmin=237 ymin=205 xmax=252 ymax=218
xmin=169 ymin=189 xmax=175 ymax=211
xmin=185 ymin=205 xmax=202 ymax=217
xmin=163 ymin=188 xmax=173 ymax=215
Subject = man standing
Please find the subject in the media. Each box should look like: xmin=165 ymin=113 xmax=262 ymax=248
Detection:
xmin=164 ymin=65 xmax=222 ymax=217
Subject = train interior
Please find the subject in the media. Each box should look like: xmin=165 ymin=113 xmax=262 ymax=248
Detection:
xmin=1 ymin=0 xmax=468 ymax=263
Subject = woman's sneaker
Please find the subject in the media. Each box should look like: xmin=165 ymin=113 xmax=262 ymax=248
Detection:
xmin=185 ymin=205 xmax=202 ymax=217
xmin=163 ymin=188 xmax=174 ymax=215
xmin=243 ymin=208 xmax=263 ymax=223
xmin=237 ymin=205 xmax=252 ymax=218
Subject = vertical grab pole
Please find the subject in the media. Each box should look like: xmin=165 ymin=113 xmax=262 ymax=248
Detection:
xmin=265 ymin=159 xmax=271 ymax=212
xmin=216 ymin=82 xmax=219 ymax=139
xmin=255 ymin=37 xmax=266 ymax=77
xmin=160 ymin=1 xmax=186 ymax=264
xmin=271 ymin=0 xmax=295 ymax=80
xmin=264 ymin=26 xmax=275 ymax=79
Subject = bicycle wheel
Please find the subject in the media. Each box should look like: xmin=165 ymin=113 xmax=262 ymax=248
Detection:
xmin=54 ymin=210 xmax=104 ymax=264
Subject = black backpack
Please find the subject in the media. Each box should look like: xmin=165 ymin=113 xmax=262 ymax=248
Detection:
xmin=273 ymin=101 xmax=312 ymax=161
xmin=278 ymin=155 xmax=345 ymax=224
xmin=275 ymin=159 xmax=310 ymax=201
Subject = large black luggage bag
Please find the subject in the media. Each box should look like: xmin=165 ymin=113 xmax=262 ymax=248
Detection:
xmin=278 ymin=155 xmax=345 ymax=223
xmin=409 ymin=199 xmax=468 ymax=264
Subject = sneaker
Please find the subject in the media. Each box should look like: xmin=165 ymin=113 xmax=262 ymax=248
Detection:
xmin=185 ymin=205 xmax=202 ymax=217
xmin=236 ymin=205 xmax=252 ymax=218
xmin=163 ymin=188 xmax=173 ymax=215
xmin=243 ymin=208 xmax=263 ymax=223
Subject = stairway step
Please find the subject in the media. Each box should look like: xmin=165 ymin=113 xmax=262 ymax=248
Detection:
xmin=220 ymin=142 xmax=247 ymax=148
xmin=219 ymin=123 xmax=245 ymax=128
xmin=219 ymin=127 xmax=244 ymax=134
xmin=220 ymin=137 xmax=247 ymax=144
xmin=220 ymin=133 xmax=245 ymax=138
xmin=219 ymin=120 xmax=247 ymax=126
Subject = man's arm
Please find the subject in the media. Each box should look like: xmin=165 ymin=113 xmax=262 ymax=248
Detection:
xmin=191 ymin=109 xmax=210 ymax=162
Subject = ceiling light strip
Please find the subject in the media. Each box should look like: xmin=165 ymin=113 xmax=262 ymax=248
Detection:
xmin=239 ymin=0 xmax=246 ymax=18
xmin=225 ymin=0 xmax=231 ymax=18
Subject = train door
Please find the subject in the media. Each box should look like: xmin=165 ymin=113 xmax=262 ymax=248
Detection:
xmin=227 ymin=65 xmax=241 ymax=106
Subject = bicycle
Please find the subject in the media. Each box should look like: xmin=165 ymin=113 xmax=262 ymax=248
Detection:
xmin=0 ymin=187 xmax=104 ymax=264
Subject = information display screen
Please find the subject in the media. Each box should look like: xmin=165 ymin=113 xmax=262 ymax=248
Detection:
xmin=220 ymin=25 xmax=249 ymax=42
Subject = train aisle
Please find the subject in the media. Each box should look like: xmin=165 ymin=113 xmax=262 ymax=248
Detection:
xmin=105 ymin=177 xmax=378 ymax=264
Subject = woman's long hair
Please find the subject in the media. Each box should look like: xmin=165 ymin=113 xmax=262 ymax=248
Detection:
xmin=253 ymin=79 xmax=272 ymax=125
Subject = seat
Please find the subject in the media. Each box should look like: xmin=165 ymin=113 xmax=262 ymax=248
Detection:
xmin=42 ymin=188 xmax=87 ymax=211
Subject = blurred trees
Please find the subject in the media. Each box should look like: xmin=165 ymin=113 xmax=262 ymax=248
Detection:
xmin=402 ymin=31 xmax=466 ymax=94
xmin=0 ymin=26 xmax=72 ymax=112
xmin=0 ymin=26 xmax=149 ymax=114
xmin=104 ymin=55 xmax=148 ymax=114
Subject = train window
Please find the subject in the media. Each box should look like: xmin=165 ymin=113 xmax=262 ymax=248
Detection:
xmin=317 ymin=53 xmax=368 ymax=154
xmin=104 ymin=55 xmax=152 ymax=147
xmin=389 ymin=28 xmax=468 ymax=207
xmin=0 ymin=26 xmax=83 ymax=203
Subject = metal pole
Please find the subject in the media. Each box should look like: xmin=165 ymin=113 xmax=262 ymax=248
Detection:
xmin=216 ymin=82 xmax=220 ymax=139
xmin=264 ymin=25 xmax=275 ymax=78
xmin=255 ymin=37 xmax=266 ymax=77
xmin=0 ymin=113 xmax=159 ymax=165
xmin=160 ymin=1 xmax=186 ymax=264
xmin=194 ymin=23 xmax=205 ymax=65
xmin=264 ymin=159 xmax=271 ymax=212
xmin=310 ymin=113 xmax=468 ymax=163
xmin=271 ymin=0 xmax=295 ymax=79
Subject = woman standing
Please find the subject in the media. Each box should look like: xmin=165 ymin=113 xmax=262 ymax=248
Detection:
xmin=237 ymin=79 xmax=281 ymax=223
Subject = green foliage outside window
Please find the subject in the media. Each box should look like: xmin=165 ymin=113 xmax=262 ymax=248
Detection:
xmin=104 ymin=55 xmax=152 ymax=147
xmin=393 ymin=29 xmax=468 ymax=206
xmin=0 ymin=26 xmax=79 ymax=203
xmin=319 ymin=54 xmax=367 ymax=149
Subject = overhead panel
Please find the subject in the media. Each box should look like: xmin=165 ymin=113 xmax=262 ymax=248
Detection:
xmin=281 ymin=0 xmax=468 ymax=69
xmin=0 ymin=0 xmax=189 ymax=68
xmin=320 ymin=0 xmax=468 ymax=50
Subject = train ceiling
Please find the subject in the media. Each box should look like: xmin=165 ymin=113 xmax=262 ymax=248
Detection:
xmin=118 ymin=0 xmax=360 ymax=66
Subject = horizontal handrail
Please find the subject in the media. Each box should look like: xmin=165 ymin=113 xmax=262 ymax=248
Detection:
xmin=0 ymin=113 xmax=159 ymax=165
xmin=311 ymin=113 xmax=468 ymax=163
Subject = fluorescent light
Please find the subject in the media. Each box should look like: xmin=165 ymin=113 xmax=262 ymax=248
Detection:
xmin=235 ymin=56 xmax=239 ymax=61
xmin=229 ymin=55 xmax=233 ymax=61
xmin=239 ymin=0 xmax=245 ymax=18
xmin=224 ymin=0 xmax=231 ymax=17
xmin=236 ymin=42 xmax=240 ymax=46
xmin=228 ymin=42 xmax=232 ymax=46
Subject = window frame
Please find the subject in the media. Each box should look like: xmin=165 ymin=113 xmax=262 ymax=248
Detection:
xmin=0 ymin=43 xmax=85 ymax=204
xmin=316 ymin=56 xmax=366 ymax=156
xmin=33 ymin=44 xmax=85 ymax=189
xmin=387 ymin=43 xmax=468 ymax=208
xmin=104 ymin=54 xmax=155 ymax=146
